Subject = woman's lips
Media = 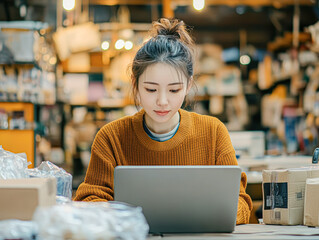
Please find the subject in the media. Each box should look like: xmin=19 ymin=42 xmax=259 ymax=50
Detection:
xmin=154 ymin=110 xmax=170 ymax=116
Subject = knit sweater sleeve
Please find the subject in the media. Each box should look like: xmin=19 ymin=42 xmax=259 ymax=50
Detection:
xmin=73 ymin=126 xmax=116 ymax=202
xmin=215 ymin=120 xmax=253 ymax=225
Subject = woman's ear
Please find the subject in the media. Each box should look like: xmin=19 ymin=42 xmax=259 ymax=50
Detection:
xmin=186 ymin=76 xmax=193 ymax=94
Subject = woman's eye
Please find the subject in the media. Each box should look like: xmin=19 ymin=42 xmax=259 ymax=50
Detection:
xmin=146 ymin=88 xmax=156 ymax=92
xmin=170 ymin=89 xmax=181 ymax=93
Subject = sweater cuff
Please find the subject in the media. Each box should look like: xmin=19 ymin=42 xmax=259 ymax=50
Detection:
xmin=236 ymin=197 xmax=251 ymax=225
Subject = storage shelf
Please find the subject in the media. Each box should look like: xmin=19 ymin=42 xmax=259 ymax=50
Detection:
xmin=0 ymin=61 xmax=40 ymax=69
xmin=267 ymin=32 xmax=311 ymax=52
xmin=0 ymin=129 xmax=34 ymax=131
xmin=0 ymin=102 xmax=36 ymax=168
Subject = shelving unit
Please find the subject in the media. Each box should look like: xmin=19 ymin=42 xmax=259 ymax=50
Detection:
xmin=0 ymin=102 xmax=36 ymax=168
xmin=0 ymin=21 xmax=58 ymax=168
xmin=267 ymin=32 xmax=312 ymax=52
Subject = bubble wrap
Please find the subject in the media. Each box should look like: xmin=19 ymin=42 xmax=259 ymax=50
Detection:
xmin=33 ymin=201 xmax=149 ymax=240
xmin=27 ymin=161 xmax=73 ymax=199
xmin=0 ymin=146 xmax=30 ymax=179
xmin=0 ymin=219 xmax=38 ymax=240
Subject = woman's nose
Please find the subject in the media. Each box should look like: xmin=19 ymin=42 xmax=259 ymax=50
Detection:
xmin=157 ymin=91 xmax=168 ymax=106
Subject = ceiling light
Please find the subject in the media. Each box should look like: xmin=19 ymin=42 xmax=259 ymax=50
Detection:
xmin=63 ymin=0 xmax=75 ymax=11
xmin=19 ymin=4 xmax=27 ymax=18
xmin=101 ymin=41 xmax=110 ymax=51
xmin=193 ymin=0 xmax=205 ymax=11
xmin=240 ymin=55 xmax=251 ymax=65
xmin=115 ymin=39 xmax=125 ymax=50
xmin=236 ymin=6 xmax=246 ymax=15
xmin=124 ymin=41 xmax=133 ymax=50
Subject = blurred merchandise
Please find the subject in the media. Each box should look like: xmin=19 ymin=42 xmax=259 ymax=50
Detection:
xmin=63 ymin=73 xmax=89 ymax=105
xmin=229 ymin=131 xmax=265 ymax=158
xmin=283 ymin=107 xmax=302 ymax=154
xmin=0 ymin=43 xmax=14 ymax=65
xmin=53 ymin=22 xmax=101 ymax=61
xmin=9 ymin=110 xmax=25 ymax=130
xmin=266 ymin=129 xmax=284 ymax=156
xmin=62 ymin=52 xmax=91 ymax=73
xmin=0 ymin=108 xmax=8 ymax=129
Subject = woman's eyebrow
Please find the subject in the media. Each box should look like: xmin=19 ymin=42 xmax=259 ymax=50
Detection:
xmin=143 ymin=82 xmax=158 ymax=85
xmin=143 ymin=81 xmax=183 ymax=86
xmin=168 ymin=82 xmax=184 ymax=86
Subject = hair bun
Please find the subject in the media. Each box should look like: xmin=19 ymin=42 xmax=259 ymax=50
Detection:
xmin=151 ymin=18 xmax=194 ymax=45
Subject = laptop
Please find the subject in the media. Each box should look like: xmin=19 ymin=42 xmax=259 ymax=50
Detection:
xmin=114 ymin=165 xmax=241 ymax=234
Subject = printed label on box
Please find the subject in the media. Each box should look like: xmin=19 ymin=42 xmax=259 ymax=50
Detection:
xmin=263 ymin=182 xmax=288 ymax=209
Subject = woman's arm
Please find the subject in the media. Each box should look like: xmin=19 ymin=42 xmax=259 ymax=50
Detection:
xmin=73 ymin=127 xmax=117 ymax=202
xmin=215 ymin=122 xmax=253 ymax=224
xmin=237 ymin=171 xmax=253 ymax=224
xmin=216 ymin=151 xmax=253 ymax=224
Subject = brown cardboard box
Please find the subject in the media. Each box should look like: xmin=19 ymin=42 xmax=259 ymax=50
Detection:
xmin=304 ymin=177 xmax=319 ymax=227
xmin=0 ymin=178 xmax=56 ymax=220
xmin=262 ymin=168 xmax=319 ymax=225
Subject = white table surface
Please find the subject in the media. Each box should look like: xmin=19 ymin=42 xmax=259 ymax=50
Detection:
xmin=147 ymin=224 xmax=319 ymax=239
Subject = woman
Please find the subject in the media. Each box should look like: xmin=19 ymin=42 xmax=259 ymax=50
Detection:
xmin=74 ymin=18 xmax=252 ymax=224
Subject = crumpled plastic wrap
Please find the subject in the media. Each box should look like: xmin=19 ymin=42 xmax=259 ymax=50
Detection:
xmin=0 ymin=145 xmax=30 ymax=179
xmin=33 ymin=201 xmax=149 ymax=240
xmin=0 ymin=219 xmax=38 ymax=240
xmin=0 ymin=147 xmax=72 ymax=199
xmin=56 ymin=195 xmax=72 ymax=204
xmin=27 ymin=161 xmax=73 ymax=199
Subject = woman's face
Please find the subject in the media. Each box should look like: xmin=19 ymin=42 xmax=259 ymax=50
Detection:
xmin=137 ymin=63 xmax=190 ymax=134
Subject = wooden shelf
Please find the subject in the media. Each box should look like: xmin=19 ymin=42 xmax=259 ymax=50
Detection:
xmin=0 ymin=102 xmax=35 ymax=168
xmin=0 ymin=129 xmax=34 ymax=131
xmin=0 ymin=102 xmax=34 ymax=122
xmin=0 ymin=129 xmax=35 ymax=168
xmin=90 ymin=0 xmax=314 ymax=7
xmin=193 ymin=95 xmax=211 ymax=101
xmin=267 ymin=32 xmax=311 ymax=52
xmin=0 ymin=62 xmax=37 ymax=69
xmin=67 ymin=98 xmax=134 ymax=109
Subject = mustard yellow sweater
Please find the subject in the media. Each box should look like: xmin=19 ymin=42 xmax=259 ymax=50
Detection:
xmin=74 ymin=109 xmax=253 ymax=224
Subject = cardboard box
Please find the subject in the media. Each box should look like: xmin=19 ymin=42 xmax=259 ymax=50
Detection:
xmin=0 ymin=178 xmax=56 ymax=220
xmin=262 ymin=168 xmax=319 ymax=225
xmin=304 ymin=177 xmax=319 ymax=227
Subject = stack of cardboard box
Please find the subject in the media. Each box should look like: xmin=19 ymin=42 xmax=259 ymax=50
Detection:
xmin=263 ymin=167 xmax=319 ymax=226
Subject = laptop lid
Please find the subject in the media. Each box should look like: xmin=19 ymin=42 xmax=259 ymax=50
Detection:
xmin=114 ymin=165 xmax=241 ymax=234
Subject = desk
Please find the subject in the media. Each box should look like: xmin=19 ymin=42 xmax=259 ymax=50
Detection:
xmin=147 ymin=224 xmax=319 ymax=239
